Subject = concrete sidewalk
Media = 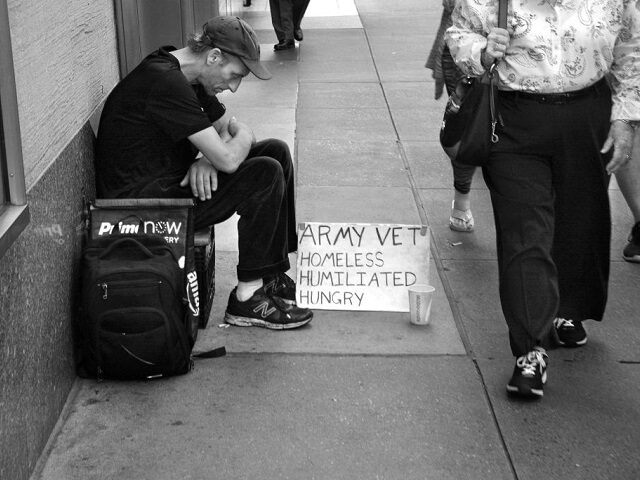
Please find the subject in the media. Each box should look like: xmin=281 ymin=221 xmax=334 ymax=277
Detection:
xmin=33 ymin=0 xmax=640 ymax=479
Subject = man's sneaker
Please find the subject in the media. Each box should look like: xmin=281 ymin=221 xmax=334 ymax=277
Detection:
xmin=553 ymin=317 xmax=587 ymax=347
xmin=623 ymin=221 xmax=640 ymax=263
xmin=506 ymin=347 xmax=548 ymax=399
xmin=224 ymin=286 xmax=312 ymax=330
xmin=264 ymin=272 xmax=297 ymax=306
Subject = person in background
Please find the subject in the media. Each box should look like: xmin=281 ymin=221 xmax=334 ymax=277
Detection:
xmin=446 ymin=0 xmax=640 ymax=399
xmin=426 ymin=0 xmax=476 ymax=232
xmin=95 ymin=16 xmax=313 ymax=330
xmin=270 ymin=0 xmax=310 ymax=51
xmin=617 ymin=137 xmax=640 ymax=262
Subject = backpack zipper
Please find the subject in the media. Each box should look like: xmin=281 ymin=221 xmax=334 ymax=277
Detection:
xmin=97 ymin=279 xmax=163 ymax=300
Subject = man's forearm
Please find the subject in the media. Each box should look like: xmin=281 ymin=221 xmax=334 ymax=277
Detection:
xmin=190 ymin=113 xmax=256 ymax=173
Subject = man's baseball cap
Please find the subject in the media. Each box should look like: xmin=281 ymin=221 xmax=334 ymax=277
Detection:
xmin=203 ymin=16 xmax=271 ymax=80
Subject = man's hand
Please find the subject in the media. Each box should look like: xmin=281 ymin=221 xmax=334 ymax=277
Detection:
xmin=228 ymin=116 xmax=256 ymax=146
xmin=482 ymin=28 xmax=510 ymax=68
xmin=601 ymin=120 xmax=636 ymax=174
xmin=218 ymin=124 xmax=232 ymax=143
xmin=180 ymin=157 xmax=218 ymax=201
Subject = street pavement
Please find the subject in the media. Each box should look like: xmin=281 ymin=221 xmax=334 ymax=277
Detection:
xmin=33 ymin=0 xmax=640 ymax=479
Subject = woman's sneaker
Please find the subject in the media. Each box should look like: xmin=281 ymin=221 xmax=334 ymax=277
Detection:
xmin=506 ymin=347 xmax=548 ymax=399
xmin=623 ymin=221 xmax=640 ymax=263
xmin=224 ymin=286 xmax=312 ymax=330
xmin=553 ymin=317 xmax=587 ymax=347
xmin=264 ymin=272 xmax=297 ymax=306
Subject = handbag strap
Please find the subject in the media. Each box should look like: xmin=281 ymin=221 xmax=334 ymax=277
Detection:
xmin=497 ymin=0 xmax=508 ymax=29
xmin=489 ymin=0 xmax=508 ymax=72
xmin=488 ymin=0 xmax=508 ymax=142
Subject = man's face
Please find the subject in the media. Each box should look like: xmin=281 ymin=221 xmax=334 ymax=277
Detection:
xmin=200 ymin=50 xmax=250 ymax=95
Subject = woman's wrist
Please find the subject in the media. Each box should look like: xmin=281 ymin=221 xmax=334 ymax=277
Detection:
xmin=613 ymin=119 xmax=640 ymax=129
xmin=480 ymin=48 xmax=498 ymax=70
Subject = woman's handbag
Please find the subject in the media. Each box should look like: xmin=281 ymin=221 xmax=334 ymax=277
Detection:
xmin=439 ymin=0 xmax=507 ymax=166
xmin=439 ymin=64 xmax=500 ymax=166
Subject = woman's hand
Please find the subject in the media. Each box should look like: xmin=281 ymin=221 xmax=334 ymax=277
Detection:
xmin=601 ymin=120 xmax=636 ymax=174
xmin=482 ymin=28 xmax=510 ymax=68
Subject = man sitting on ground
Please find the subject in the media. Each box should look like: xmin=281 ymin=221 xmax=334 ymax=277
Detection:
xmin=95 ymin=16 xmax=312 ymax=330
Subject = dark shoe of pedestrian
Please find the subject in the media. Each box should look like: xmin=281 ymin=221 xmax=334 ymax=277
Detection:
xmin=623 ymin=221 xmax=640 ymax=263
xmin=264 ymin=272 xmax=296 ymax=306
xmin=294 ymin=28 xmax=303 ymax=41
xmin=553 ymin=317 xmax=587 ymax=347
xmin=274 ymin=40 xmax=295 ymax=51
xmin=224 ymin=287 xmax=312 ymax=330
xmin=506 ymin=347 xmax=548 ymax=399
xmin=243 ymin=0 xmax=251 ymax=6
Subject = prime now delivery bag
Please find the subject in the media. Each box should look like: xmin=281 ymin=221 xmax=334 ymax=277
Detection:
xmin=88 ymin=198 xmax=200 ymax=344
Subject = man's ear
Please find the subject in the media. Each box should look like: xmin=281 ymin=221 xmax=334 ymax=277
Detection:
xmin=206 ymin=48 xmax=224 ymax=65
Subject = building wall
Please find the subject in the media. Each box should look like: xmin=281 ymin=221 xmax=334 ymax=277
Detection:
xmin=7 ymin=0 xmax=119 ymax=189
xmin=0 ymin=1 xmax=119 ymax=479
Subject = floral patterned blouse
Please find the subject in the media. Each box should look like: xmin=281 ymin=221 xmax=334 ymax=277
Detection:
xmin=445 ymin=0 xmax=640 ymax=121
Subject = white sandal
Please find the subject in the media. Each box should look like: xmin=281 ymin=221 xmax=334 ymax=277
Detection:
xmin=449 ymin=201 xmax=475 ymax=232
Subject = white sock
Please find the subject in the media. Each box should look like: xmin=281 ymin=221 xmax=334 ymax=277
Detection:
xmin=236 ymin=279 xmax=263 ymax=302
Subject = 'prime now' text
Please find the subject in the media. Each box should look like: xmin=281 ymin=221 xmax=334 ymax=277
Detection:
xmin=98 ymin=221 xmax=183 ymax=243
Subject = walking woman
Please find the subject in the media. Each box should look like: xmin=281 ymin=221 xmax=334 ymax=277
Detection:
xmin=446 ymin=0 xmax=640 ymax=398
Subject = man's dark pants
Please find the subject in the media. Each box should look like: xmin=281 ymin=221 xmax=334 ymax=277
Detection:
xmin=483 ymin=83 xmax=612 ymax=357
xmin=193 ymin=139 xmax=297 ymax=282
xmin=269 ymin=0 xmax=310 ymax=42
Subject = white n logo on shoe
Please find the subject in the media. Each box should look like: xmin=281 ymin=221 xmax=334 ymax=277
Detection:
xmin=253 ymin=301 xmax=277 ymax=318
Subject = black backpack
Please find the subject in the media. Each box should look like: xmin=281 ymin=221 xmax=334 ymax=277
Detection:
xmin=79 ymin=235 xmax=193 ymax=379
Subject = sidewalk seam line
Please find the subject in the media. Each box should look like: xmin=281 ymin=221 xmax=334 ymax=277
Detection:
xmin=471 ymin=359 xmax=521 ymax=480
xmin=357 ymin=7 xmax=519 ymax=480
xmin=358 ymin=2 xmax=475 ymax=363
xmin=218 ymin=352 xmax=468 ymax=357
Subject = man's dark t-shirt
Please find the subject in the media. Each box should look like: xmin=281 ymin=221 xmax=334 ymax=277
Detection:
xmin=95 ymin=47 xmax=226 ymax=198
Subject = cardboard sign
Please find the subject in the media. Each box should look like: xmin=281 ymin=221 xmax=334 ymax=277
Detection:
xmin=296 ymin=222 xmax=430 ymax=312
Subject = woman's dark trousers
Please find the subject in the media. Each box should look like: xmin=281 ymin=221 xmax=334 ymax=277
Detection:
xmin=483 ymin=83 xmax=612 ymax=357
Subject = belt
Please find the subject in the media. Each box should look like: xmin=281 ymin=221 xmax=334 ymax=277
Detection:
xmin=499 ymin=79 xmax=607 ymax=104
